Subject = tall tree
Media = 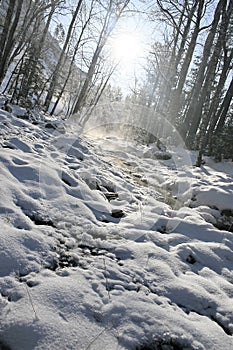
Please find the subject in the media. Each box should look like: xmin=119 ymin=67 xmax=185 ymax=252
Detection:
xmin=207 ymin=49 xmax=233 ymax=141
xmin=50 ymin=0 xmax=96 ymax=115
xmin=44 ymin=0 xmax=84 ymax=111
xmin=17 ymin=3 xmax=58 ymax=103
xmin=0 ymin=0 xmax=23 ymax=84
xmin=168 ymin=0 xmax=205 ymax=121
xmin=183 ymin=0 xmax=226 ymax=146
xmin=72 ymin=0 xmax=131 ymax=115
xmin=214 ymin=78 xmax=233 ymax=135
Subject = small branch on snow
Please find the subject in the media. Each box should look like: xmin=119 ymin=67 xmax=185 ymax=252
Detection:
xmin=103 ymin=257 xmax=111 ymax=300
xmin=24 ymin=283 xmax=39 ymax=321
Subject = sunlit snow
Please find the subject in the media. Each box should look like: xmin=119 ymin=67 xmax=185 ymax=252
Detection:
xmin=0 ymin=100 xmax=233 ymax=350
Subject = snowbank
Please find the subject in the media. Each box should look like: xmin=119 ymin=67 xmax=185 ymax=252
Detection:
xmin=0 ymin=105 xmax=233 ymax=349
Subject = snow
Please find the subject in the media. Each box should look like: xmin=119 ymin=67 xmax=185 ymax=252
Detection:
xmin=0 ymin=102 xmax=233 ymax=349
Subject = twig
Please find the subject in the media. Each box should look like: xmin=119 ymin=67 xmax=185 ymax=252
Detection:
xmin=103 ymin=257 xmax=111 ymax=300
xmin=85 ymin=323 xmax=121 ymax=350
xmin=24 ymin=283 xmax=39 ymax=320
xmin=139 ymin=202 xmax=143 ymax=224
xmin=85 ymin=325 xmax=111 ymax=350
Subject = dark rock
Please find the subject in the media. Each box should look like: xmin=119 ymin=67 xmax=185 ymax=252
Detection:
xmin=111 ymin=209 xmax=124 ymax=218
xmin=26 ymin=212 xmax=56 ymax=227
xmin=221 ymin=209 xmax=233 ymax=217
xmin=45 ymin=122 xmax=65 ymax=134
xmin=186 ymin=254 xmax=196 ymax=264
xmin=153 ymin=152 xmax=172 ymax=160
xmin=45 ymin=122 xmax=57 ymax=129
xmin=104 ymin=192 xmax=118 ymax=201
xmin=0 ymin=340 xmax=11 ymax=350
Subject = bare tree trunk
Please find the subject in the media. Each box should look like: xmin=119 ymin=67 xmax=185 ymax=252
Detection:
xmin=189 ymin=28 xmax=225 ymax=142
xmin=72 ymin=0 xmax=130 ymax=115
xmin=19 ymin=3 xmax=56 ymax=102
xmin=214 ymin=78 xmax=233 ymax=134
xmin=50 ymin=7 xmax=92 ymax=115
xmin=196 ymin=73 xmax=233 ymax=166
xmin=44 ymin=0 xmax=83 ymax=111
xmin=183 ymin=0 xmax=225 ymax=146
xmin=0 ymin=0 xmax=16 ymax=58
xmin=169 ymin=0 xmax=204 ymax=123
xmin=91 ymin=63 xmax=118 ymax=107
xmin=174 ymin=0 xmax=198 ymax=71
xmin=0 ymin=0 xmax=23 ymax=84
xmin=206 ymin=48 xmax=233 ymax=143
xmin=155 ymin=0 xmax=199 ymax=116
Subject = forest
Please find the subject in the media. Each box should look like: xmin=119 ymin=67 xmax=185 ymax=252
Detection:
xmin=1 ymin=2 xmax=233 ymax=349
xmin=0 ymin=0 xmax=232 ymax=164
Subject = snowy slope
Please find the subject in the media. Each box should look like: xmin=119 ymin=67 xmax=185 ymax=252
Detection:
xmin=0 ymin=101 xmax=233 ymax=350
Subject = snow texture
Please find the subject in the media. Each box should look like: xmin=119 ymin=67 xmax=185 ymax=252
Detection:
xmin=0 ymin=102 xmax=233 ymax=350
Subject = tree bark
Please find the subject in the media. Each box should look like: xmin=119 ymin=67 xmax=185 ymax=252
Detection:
xmin=0 ymin=0 xmax=23 ymax=84
xmin=44 ymin=0 xmax=83 ymax=111
xmin=50 ymin=6 xmax=92 ymax=115
xmin=19 ymin=3 xmax=56 ymax=102
xmin=72 ymin=0 xmax=130 ymax=115
xmin=183 ymin=0 xmax=226 ymax=146
xmin=214 ymin=78 xmax=233 ymax=134
xmin=169 ymin=0 xmax=204 ymax=122
xmin=207 ymin=48 xmax=233 ymax=140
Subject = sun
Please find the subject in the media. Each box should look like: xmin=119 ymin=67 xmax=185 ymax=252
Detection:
xmin=111 ymin=32 xmax=142 ymax=62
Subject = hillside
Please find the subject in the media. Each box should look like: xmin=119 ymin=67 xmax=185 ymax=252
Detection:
xmin=0 ymin=98 xmax=233 ymax=350
xmin=0 ymin=0 xmax=85 ymax=115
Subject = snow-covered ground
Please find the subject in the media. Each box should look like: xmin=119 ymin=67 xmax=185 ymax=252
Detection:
xmin=0 ymin=101 xmax=233 ymax=350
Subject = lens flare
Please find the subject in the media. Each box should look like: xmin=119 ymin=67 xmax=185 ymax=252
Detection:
xmin=111 ymin=32 xmax=142 ymax=62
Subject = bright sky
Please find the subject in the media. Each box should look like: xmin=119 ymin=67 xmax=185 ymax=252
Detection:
xmin=51 ymin=0 xmax=157 ymax=95
xmin=107 ymin=10 xmax=153 ymax=94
